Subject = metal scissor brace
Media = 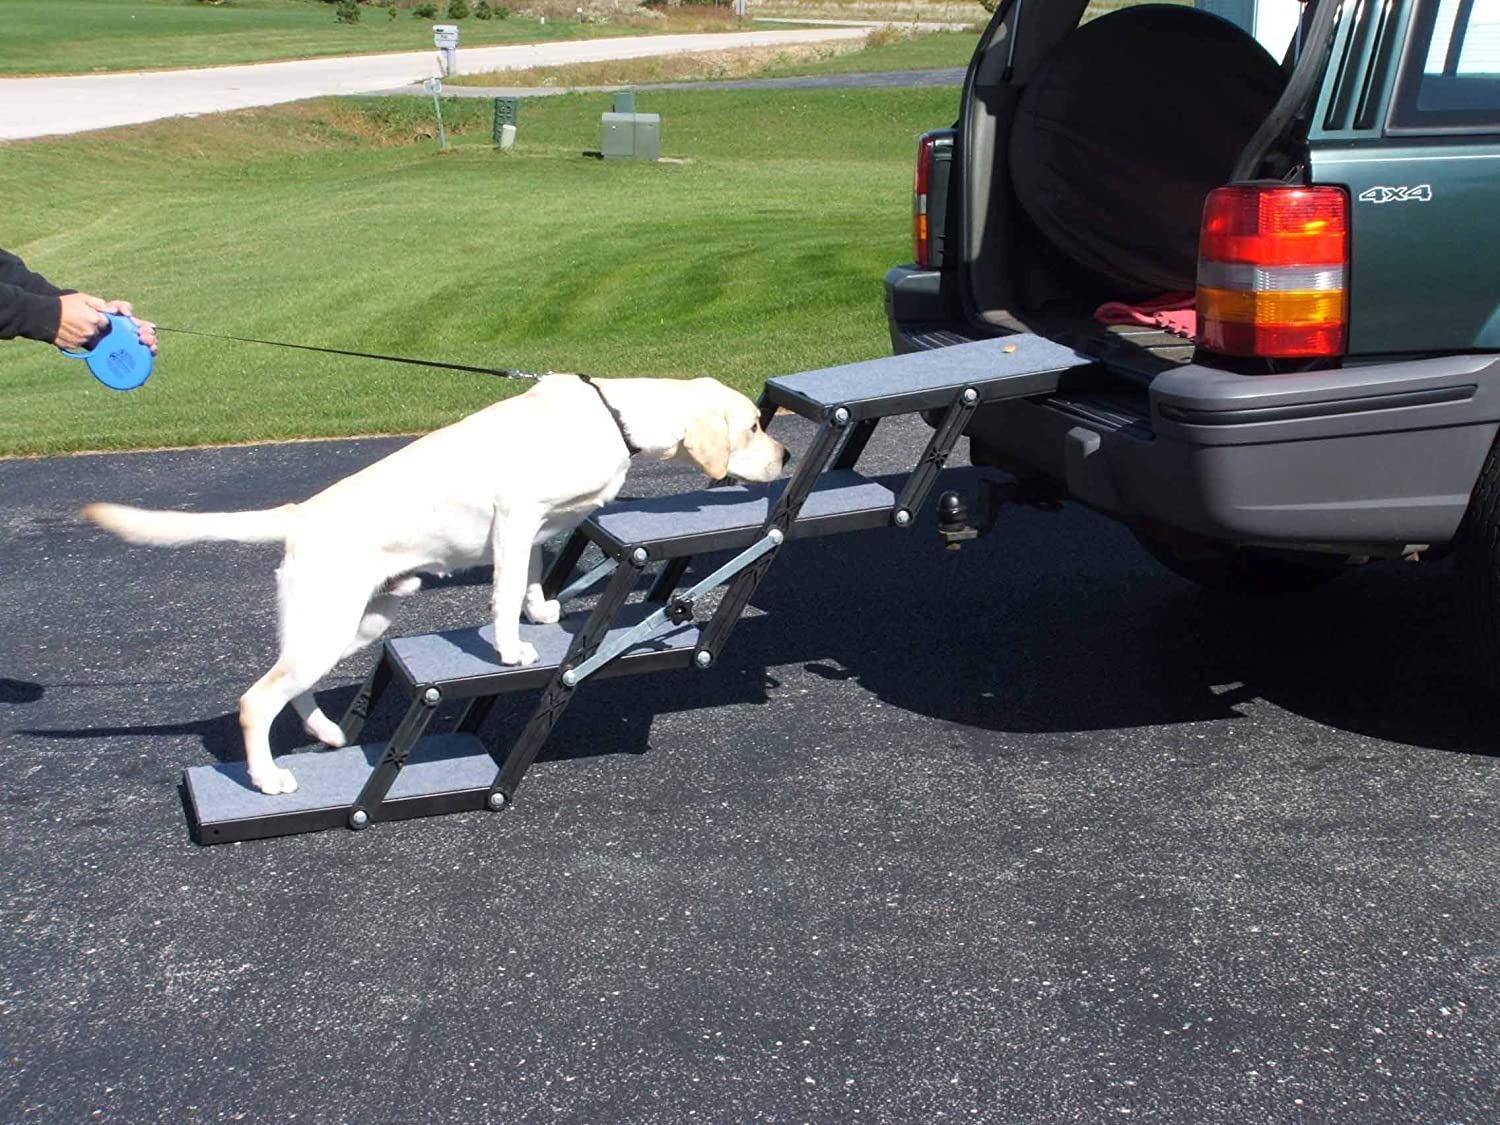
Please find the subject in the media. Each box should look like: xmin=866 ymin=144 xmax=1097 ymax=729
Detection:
xmin=183 ymin=335 xmax=1091 ymax=843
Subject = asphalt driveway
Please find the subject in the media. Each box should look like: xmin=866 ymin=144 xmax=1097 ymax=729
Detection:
xmin=1 ymin=413 xmax=1496 ymax=1121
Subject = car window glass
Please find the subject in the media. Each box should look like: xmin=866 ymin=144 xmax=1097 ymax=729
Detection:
xmin=1393 ymin=0 xmax=1500 ymax=129
xmin=1422 ymin=0 xmax=1500 ymax=74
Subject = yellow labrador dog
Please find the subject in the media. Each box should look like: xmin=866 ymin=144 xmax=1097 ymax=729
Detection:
xmin=84 ymin=374 xmax=787 ymax=796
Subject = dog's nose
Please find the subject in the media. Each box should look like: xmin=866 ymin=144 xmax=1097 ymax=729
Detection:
xmin=780 ymin=447 xmax=791 ymax=467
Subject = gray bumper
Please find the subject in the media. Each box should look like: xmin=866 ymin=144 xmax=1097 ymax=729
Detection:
xmin=967 ymin=353 xmax=1500 ymax=551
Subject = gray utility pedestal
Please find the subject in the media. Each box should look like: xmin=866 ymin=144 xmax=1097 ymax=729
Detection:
xmin=602 ymin=112 xmax=660 ymax=161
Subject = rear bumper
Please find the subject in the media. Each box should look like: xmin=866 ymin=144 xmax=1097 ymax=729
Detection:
xmin=884 ymin=265 xmax=967 ymax=351
xmin=885 ymin=271 xmax=1500 ymax=550
xmin=970 ymin=360 xmax=1500 ymax=550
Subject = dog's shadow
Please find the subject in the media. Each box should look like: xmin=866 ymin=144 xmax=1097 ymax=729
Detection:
xmin=20 ymin=706 xmax=321 ymax=767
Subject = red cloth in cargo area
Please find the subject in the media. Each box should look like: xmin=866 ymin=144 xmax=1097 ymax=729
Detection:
xmin=1093 ymin=292 xmax=1197 ymax=340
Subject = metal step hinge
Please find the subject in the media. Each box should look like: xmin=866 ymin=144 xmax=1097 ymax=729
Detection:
xmin=560 ymin=528 xmax=784 ymax=687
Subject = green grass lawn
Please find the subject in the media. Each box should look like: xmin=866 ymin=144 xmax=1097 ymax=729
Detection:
xmin=0 ymin=85 xmax=953 ymax=455
xmin=755 ymin=29 xmax=975 ymax=77
xmin=0 ymin=0 xmax=631 ymax=76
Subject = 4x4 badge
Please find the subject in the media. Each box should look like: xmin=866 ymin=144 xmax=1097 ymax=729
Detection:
xmin=1358 ymin=184 xmax=1433 ymax=204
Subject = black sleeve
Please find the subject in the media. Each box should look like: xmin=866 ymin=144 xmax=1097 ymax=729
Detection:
xmin=0 ymin=249 xmax=66 ymax=343
xmin=0 ymin=248 xmax=66 ymax=296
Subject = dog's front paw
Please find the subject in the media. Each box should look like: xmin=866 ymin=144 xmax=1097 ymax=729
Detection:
xmin=250 ymin=763 xmax=300 ymax=795
xmin=496 ymin=640 xmax=539 ymax=667
xmin=524 ymin=597 xmax=561 ymax=625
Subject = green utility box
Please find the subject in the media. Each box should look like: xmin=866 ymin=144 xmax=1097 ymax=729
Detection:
xmin=492 ymin=97 xmax=519 ymax=145
xmin=601 ymin=112 xmax=660 ymax=161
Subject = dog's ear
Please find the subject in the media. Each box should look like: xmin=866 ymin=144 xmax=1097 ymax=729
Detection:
xmin=682 ymin=411 xmax=731 ymax=480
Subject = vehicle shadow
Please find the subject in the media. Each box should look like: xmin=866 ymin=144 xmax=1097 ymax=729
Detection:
xmin=22 ymin=504 xmax=1493 ymax=770
xmin=512 ymin=505 xmax=1499 ymax=761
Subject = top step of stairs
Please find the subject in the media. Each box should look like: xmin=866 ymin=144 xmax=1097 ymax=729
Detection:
xmin=762 ymin=334 xmax=1091 ymax=420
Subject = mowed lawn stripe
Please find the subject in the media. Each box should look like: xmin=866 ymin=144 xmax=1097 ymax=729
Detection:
xmin=0 ymin=0 xmax=628 ymax=76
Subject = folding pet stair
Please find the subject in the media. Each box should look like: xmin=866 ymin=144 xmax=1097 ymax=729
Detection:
xmin=184 ymin=335 xmax=1091 ymax=843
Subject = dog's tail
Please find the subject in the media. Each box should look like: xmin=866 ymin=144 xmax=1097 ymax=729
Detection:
xmin=81 ymin=502 xmax=296 ymax=547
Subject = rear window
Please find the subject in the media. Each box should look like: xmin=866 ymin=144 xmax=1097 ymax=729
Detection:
xmin=1391 ymin=0 xmax=1500 ymax=131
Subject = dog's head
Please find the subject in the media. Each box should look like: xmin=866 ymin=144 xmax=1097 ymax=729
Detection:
xmin=675 ymin=378 xmax=789 ymax=482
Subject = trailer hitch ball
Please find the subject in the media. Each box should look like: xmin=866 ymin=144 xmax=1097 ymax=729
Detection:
xmin=937 ymin=490 xmax=977 ymax=551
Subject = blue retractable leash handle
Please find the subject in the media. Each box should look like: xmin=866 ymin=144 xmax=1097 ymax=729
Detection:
xmin=59 ymin=312 xmax=154 ymax=391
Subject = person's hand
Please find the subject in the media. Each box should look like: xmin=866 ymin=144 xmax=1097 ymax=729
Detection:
xmin=53 ymin=292 xmax=110 ymax=351
xmin=100 ymin=298 xmax=158 ymax=355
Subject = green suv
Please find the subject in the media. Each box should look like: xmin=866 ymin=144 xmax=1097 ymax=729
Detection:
xmin=887 ymin=0 xmax=1500 ymax=668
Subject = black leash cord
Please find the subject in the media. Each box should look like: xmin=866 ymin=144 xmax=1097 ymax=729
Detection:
xmin=155 ymin=325 xmax=549 ymax=381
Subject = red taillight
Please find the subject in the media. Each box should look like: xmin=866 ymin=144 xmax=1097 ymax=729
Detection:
xmin=914 ymin=134 xmax=935 ymax=268
xmin=1197 ymin=185 xmax=1349 ymax=358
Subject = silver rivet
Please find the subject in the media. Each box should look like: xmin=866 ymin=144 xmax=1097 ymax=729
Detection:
xmin=487 ymin=792 xmax=507 ymax=810
xmin=962 ymin=388 xmax=978 ymax=405
xmin=631 ymin=547 xmax=648 ymax=566
xmin=832 ymin=407 xmax=850 ymax=426
xmin=894 ymin=509 xmax=912 ymax=527
xmin=421 ymin=687 xmax=441 ymax=706
xmin=694 ymin=651 xmax=713 ymax=669
xmin=768 ymin=528 xmax=785 ymax=546
xmin=561 ymin=669 xmax=578 ymax=688
xmin=349 ymin=809 xmax=369 ymax=829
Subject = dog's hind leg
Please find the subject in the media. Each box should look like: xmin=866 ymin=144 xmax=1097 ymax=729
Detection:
xmin=491 ymin=508 xmax=544 ymax=666
xmin=241 ymin=650 xmax=348 ymax=794
xmin=239 ymin=572 xmax=371 ymax=795
xmin=288 ymin=580 xmax=419 ymax=750
xmin=523 ymin=543 xmax=561 ymax=625
xmin=290 ymin=692 xmax=347 ymax=750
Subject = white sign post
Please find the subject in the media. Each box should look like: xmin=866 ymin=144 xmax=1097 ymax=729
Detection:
xmin=433 ymin=24 xmax=459 ymax=77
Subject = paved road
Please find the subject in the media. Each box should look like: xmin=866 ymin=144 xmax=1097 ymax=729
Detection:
xmin=1 ymin=413 xmax=1496 ymax=1121
xmin=0 ymin=26 xmax=874 ymax=141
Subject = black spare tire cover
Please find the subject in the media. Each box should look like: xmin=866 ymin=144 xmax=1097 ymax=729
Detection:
xmin=1008 ymin=4 xmax=1286 ymax=296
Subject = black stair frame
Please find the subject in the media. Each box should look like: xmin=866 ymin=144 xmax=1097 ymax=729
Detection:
xmin=486 ymin=551 xmax=645 ymax=808
xmin=693 ymin=381 xmax=981 ymax=664
xmin=349 ymin=686 xmax=442 ymax=828
xmin=691 ymin=409 xmax=846 ymax=665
